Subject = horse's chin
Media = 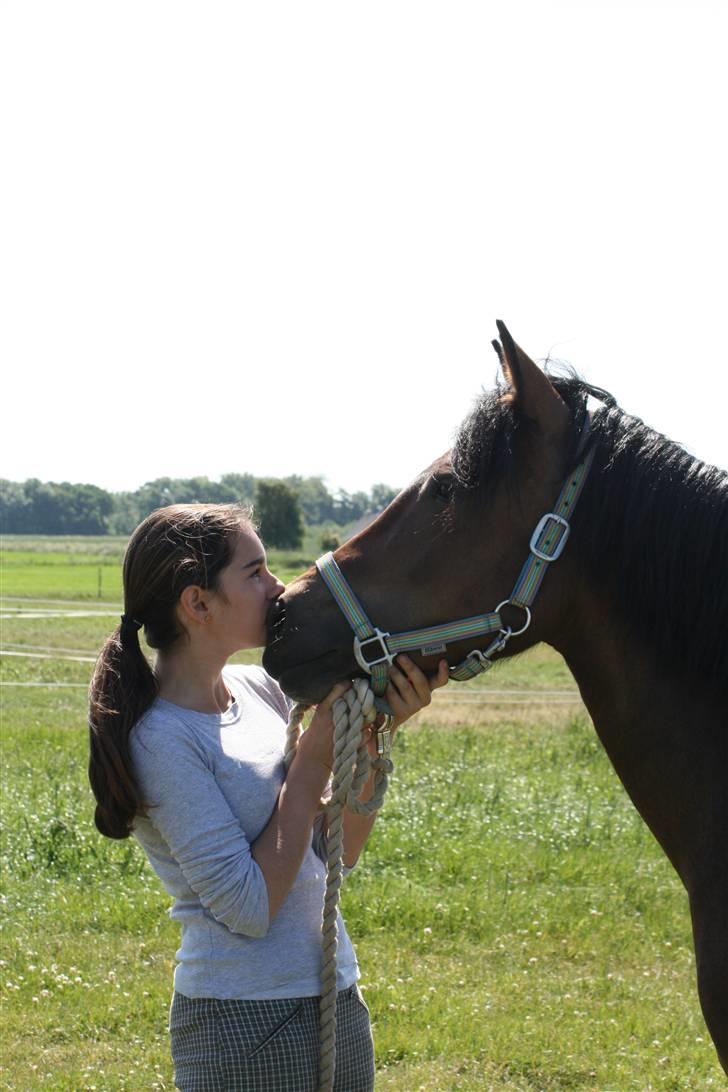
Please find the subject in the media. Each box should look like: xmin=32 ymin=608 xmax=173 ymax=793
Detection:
xmin=262 ymin=646 xmax=359 ymax=704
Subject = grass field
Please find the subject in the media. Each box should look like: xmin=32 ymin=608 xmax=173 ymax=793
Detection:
xmin=1 ymin=537 xmax=724 ymax=1089
xmin=0 ymin=534 xmax=319 ymax=601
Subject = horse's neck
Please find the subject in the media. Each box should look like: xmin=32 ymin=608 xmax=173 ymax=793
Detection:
xmin=552 ymin=594 xmax=723 ymax=887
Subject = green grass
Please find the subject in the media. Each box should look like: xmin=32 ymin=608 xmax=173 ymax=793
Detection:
xmin=1 ymin=541 xmax=725 ymax=1089
xmin=0 ymin=534 xmax=326 ymax=600
xmin=1 ymin=693 xmax=722 ymax=1090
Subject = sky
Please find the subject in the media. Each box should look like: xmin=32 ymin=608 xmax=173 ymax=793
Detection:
xmin=2 ymin=0 xmax=726 ymax=499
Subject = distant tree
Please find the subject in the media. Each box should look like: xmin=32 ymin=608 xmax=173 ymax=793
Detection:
xmin=1 ymin=479 xmax=113 ymax=534
xmin=177 ymin=476 xmax=215 ymax=503
xmin=131 ymin=475 xmax=258 ymax=521
xmin=255 ymin=480 xmax=304 ymax=548
xmin=370 ymin=482 xmax=399 ymax=511
xmin=319 ymin=529 xmax=340 ymax=552
xmin=0 ymin=480 xmax=31 ymax=532
xmin=107 ymin=491 xmax=142 ymax=535
xmin=0 ymin=473 xmax=391 ymax=537
xmin=134 ymin=478 xmax=178 ymax=518
xmin=86 ymin=473 xmax=257 ymax=534
xmin=22 ymin=479 xmax=59 ymax=532
xmin=332 ymin=489 xmax=370 ymax=524
xmin=63 ymin=483 xmax=114 ymax=534
xmin=284 ymin=475 xmax=336 ymax=524
xmin=219 ymin=473 xmax=256 ymax=506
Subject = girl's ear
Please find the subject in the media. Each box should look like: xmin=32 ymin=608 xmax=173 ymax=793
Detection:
xmin=492 ymin=319 xmax=569 ymax=437
xmin=178 ymin=585 xmax=212 ymax=627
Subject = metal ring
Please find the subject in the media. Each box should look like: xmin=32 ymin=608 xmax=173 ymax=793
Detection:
xmin=495 ymin=601 xmax=532 ymax=637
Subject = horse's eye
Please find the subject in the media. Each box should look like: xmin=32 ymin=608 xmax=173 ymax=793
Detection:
xmin=432 ymin=475 xmax=454 ymax=503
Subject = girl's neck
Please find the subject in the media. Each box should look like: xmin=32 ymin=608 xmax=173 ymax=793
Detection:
xmin=155 ymin=647 xmax=233 ymax=714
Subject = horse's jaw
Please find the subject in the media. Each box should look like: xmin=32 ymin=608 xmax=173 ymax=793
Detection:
xmin=263 ymin=644 xmax=361 ymax=704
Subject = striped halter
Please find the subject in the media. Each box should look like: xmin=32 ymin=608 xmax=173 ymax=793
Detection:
xmin=316 ymin=443 xmax=595 ymax=697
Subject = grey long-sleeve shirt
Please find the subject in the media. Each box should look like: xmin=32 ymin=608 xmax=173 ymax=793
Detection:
xmin=130 ymin=664 xmax=359 ymax=1000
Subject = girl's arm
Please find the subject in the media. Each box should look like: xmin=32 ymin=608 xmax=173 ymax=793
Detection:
xmin=250 ymin=682 xmax=349 ymax=919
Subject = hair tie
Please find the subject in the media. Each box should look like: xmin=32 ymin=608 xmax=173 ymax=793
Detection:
xmin=120 ymin=613 xmax=143 ymax=633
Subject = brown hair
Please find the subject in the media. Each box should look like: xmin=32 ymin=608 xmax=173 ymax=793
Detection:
xmin=88 ymin=503 xmax=253 ymax=839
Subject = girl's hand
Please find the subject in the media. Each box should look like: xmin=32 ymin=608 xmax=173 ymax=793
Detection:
xmin=359 ymin=654 xmax=448 ymax=758
xmin=297 ymin=681 xmax=351 ymax=773
xmin=303 ymin=657 xmax=449 ymax=771
xmin=384 ymin=654 xmax=449 ymax=730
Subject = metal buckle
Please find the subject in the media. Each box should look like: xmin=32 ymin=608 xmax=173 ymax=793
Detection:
xmin=354 ymin=628 xmax=395 ymax=672
xmin=529 ymin=513 xmax=570 ymax=562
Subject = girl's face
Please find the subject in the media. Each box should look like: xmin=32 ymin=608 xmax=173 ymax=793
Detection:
xmin=212 ymin=525 xmax=285 ymax=652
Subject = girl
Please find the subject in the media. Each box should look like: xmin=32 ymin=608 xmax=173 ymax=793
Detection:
xmin=88 ymin=503 xmax=447 ymax=1091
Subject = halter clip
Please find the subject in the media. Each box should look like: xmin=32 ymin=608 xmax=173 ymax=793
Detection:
xmin=353 ymin=628 xmax=396 ymax=671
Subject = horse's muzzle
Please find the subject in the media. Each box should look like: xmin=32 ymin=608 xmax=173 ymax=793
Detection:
xmin=263 ymin=594 xmax=361 ymax=701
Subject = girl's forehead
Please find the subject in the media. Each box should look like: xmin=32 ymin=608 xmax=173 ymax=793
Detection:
xmin=235 ymin=525 xmax=264 ymax=561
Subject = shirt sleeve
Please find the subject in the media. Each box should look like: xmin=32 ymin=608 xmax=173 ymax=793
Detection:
xmin=131 ymin=721 xmax=270 ymax=938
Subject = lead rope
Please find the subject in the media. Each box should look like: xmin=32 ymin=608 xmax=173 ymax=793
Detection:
xmin=284 ymin=678 xmax=394 ymax=1092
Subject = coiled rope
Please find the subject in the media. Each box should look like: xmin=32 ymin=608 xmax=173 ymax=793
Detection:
xmin=284 ymin=678 xmax=394 ymax=1092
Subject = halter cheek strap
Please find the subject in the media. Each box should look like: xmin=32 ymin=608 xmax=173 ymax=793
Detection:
xmin=315 ymin=442 xmax=596 ymax=695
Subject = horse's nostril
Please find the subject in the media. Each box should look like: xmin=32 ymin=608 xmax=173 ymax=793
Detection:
xmin=266 ymin=597 xmax=287 ymax=640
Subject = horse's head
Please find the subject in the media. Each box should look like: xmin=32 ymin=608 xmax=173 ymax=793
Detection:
xmin=263 ymin=322 xmax=590 ymax=702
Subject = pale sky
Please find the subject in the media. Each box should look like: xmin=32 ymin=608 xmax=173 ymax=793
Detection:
xmin=2 ymin=1 xmax=726 ymax=498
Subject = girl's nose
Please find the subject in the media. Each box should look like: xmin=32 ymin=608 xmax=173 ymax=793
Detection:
xmin=269 ymin=574 xmax=285 ymax=598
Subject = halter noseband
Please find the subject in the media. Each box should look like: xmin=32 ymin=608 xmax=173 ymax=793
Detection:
xmin=315 ymin=440 xmax=596 ymax=697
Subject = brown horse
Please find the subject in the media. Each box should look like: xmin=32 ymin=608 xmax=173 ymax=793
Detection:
xmin=263 ymin=322 xmax=728 ymax=1073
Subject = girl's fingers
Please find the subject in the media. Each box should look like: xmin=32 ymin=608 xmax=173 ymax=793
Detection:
xmin=432 ymin=658 xmax=450 ymax=689
xmin=393 ymin=655 xmax=434 ymax=703
xmin=383 ymin=656 xmax=451 ymax=725
xmin=384 ymin=683 xmax=409 ymax=719
xmin=387 ymin=664 xmax=430 ymax=714
xmin=387 ymin=666 xmax=416 ymax=706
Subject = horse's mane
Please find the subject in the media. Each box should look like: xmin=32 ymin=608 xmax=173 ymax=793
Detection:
xmin=452 ymin=368 xmax=728 ymax=700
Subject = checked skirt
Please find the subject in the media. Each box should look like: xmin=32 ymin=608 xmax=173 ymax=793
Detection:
xmin=170 ymin=984 xmax=375 ymax=1091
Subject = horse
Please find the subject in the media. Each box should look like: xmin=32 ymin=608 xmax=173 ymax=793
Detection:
xmin=262 ymin=321 xmax=728 ymax=1073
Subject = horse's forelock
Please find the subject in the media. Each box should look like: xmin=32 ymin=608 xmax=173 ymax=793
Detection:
xmin=451 ymin=387 xmax=517 ymax=494
xmin=451 ymin=366 xmax=590 ymax=494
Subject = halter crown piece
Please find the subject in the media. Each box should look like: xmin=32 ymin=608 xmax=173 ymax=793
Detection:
xmin=316 ymin=435 xmax=595 ymax=691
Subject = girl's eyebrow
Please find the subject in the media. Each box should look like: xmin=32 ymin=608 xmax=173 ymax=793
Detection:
xmin=242 ymin=555 xmax=265 ymax=570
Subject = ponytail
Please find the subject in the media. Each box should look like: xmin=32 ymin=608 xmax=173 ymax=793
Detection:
xmin=88 ymin=620 xmax=157 ymax=839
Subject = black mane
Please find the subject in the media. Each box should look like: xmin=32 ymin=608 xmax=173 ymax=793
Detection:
xmin=452 ymin=371 xmax=728 ymax=700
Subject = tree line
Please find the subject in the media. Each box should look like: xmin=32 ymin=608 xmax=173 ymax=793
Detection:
xmin=0 ymin=475 xmax=399 ymax=547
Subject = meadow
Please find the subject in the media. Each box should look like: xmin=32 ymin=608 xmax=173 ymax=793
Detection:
xmin=1 ymin=536 xmax=723 ymax=1090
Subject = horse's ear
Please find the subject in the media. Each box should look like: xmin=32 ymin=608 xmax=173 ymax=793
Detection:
xmin=492 ymin=319 xmax=569 ymax=435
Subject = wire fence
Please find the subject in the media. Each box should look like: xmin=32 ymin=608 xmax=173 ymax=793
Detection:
xmin=1 ymin=602 xmax=584 ymax=705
